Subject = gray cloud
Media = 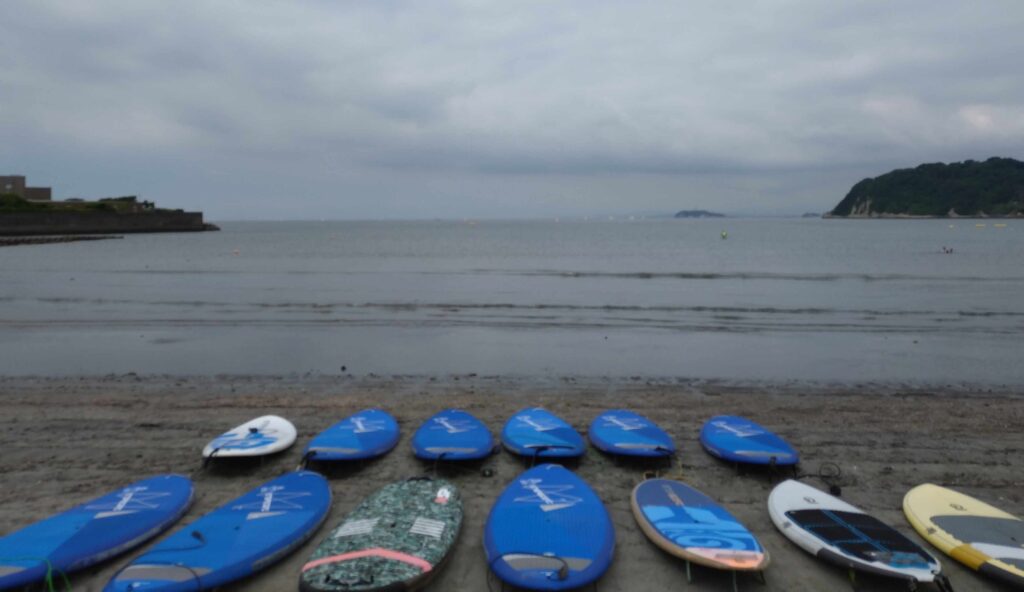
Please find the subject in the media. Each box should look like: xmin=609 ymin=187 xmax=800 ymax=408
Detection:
xmin=2 ymin=0 xmax=1023 ymax=218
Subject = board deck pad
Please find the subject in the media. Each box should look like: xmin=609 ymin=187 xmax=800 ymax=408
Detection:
xmin=0 ymin=475 xmax=193 ymax=590
xmin=769 ymin=480 xmax=940 ymax=583
xmin=300 ymin=477 xmax=463 ymax=592
xmin=412 ymin=409 xmax=494 ymax=461
xmin=485 ymin=464 xmax=614 ymax=590
xmin=631 ymin=479 xmax=767 ymax=571
xmin=203 ymin=414 xmax=297 ymax=458
xmin=790 ymin=509 xmax=935 ymax=569
xmin=700 ymin=415 xmax=798 ymax=466
xmin=904 ymin=483 xmax=1024 ymax=587
xmin=502 ymin=408 xmax=585 ymax=459
xmin=589 ymin=409 xmax=675 ymax=458
xmin=105 ymin=471 xmax=331 ymax=592
xmin=305 ymin=409 xmax=400 ymax=462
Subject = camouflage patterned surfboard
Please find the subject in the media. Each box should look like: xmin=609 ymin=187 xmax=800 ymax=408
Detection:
xmin=300 ymin=477 xmax=463 ymax=592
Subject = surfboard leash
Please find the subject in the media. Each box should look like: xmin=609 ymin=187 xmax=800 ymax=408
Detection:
xmin=641 ymin=452 xmax=685 ymax=482
xmin=0 ymin=557 xmax=71 ymax=592
xmin=794 ymin=461 xmax=843 ymax=496
xmin=419 ymin=451 xmax=496 ymax=478
xmin=200 ymin=447 xmax=221 ymax=470
xmin=43 ymin=559 xmax=71 ymax=592
xmin=934 ymin=574 xmax=956 ymax=592
xmin=298 ymin=449 xmax=315 ymax=471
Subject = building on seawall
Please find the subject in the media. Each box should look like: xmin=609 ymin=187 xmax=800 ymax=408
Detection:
xmin=1 ymin=175 xmax=52 ymax=202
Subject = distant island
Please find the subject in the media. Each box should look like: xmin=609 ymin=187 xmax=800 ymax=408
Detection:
xmin=1 ymin=174 xmax=217 ymax=237
xmin=828 ymin=157 xmax=1024 ymax=218
xmin=674 ymin=209 xmax=726 ymax=218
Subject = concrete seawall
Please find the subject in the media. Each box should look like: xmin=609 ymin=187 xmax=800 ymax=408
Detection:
xmin=0 ymin=211 xmax=216 ymax=235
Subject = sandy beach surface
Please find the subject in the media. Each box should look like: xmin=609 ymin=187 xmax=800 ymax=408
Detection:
xmin=1 ymin=374 xmax=1021 ymax=592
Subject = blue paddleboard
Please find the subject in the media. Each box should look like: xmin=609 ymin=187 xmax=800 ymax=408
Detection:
xmin=632 ymin=479 xmax=769 ymax=571
xmin=0 ymin=475 xmax=193 ymax=590
xmin=105 ymin=471 xmax=331 ymax=592
xmin=485 ymin=464 xmax=615 ymax=590
xmin=588 ymin=409 xmax=675 ymax=458
xmin=412 ymin=409 xmax=495 ymax=461
xmin=700 ymin=415 xmax=798 ymax=466
xmin=501 ymin=408 xmax=585 ymax=459
xmin=303 ymin=409 xmax=399 ymax=462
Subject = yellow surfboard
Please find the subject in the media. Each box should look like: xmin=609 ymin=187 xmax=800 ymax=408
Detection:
xmin=904 ymin=484 xmax=1024 ymax=588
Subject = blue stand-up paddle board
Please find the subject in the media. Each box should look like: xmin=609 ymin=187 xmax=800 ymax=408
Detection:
xmin=412 ymin=409 xmax=495 ymax=461
xmin=700 ymin=415 xmax=798 ymax=466
xmin=485 ymin=464 xmax=615 ymax=590
xmin=0 ymin=475 xmax=193 ymax=590
xmin=502 ymin=408 xmax=585 ymax=459
xmin=589 ymin=409 xmax=675 ymax=458
xmin=303 ymin=409 xmax=399 ymax=463
xmin=105 ymin=471 xmax=331 ymax=592
xmin=632 ymin=479 xmax=768 ymax=588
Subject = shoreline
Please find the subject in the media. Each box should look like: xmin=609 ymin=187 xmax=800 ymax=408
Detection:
xmin=1 ymin=375 xmax=1021 ymax=591
xmin=4 ymin=373 xmax=1019 ymax=395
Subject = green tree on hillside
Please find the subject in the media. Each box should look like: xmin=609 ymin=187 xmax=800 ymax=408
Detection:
xmin=831 ymin=157 xmax=1024 ymax=216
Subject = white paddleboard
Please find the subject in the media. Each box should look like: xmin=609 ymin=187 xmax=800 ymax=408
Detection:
xmin=768 ymin=480 xmax=941 ymax=584
xmin=202 ymin=415 xmax=297 ymax=458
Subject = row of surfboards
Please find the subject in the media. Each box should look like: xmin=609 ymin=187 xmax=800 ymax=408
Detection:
xmin=199 ymin=406 xmax=1024 ymax=591
xmin=3 ymin=466 xmax=1023 ymax=592
xmin=202 ymin=407 xmax=800 ymax=466
xmin=1 ymin=408 xmax=1022 ymax=591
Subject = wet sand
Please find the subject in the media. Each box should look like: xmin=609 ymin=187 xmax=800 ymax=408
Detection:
xmin=1 ymin=374 xmax=1021 ymax=591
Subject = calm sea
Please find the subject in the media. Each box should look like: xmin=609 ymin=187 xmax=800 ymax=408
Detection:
xmin=1 ymin=219 xmax=1022 ymax=385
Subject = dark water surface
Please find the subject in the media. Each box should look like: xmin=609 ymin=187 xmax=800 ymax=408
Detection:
xmin=1 ymin=219 xmax=1022 ymax=385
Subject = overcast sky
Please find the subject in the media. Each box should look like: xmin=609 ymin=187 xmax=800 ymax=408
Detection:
xmin=2 ymin=1 xmax=1023 ymax=219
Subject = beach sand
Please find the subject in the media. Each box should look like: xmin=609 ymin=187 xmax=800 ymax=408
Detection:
xmin=1 ymin=374 xmax=1021 ymax=591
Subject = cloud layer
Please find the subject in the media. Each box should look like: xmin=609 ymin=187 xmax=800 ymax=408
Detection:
xmin=3 ymin=1 xmax=1023 ymax=218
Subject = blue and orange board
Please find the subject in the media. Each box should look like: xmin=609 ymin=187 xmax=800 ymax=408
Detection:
xmin=632 ymin=479 xmax=768 ymax=574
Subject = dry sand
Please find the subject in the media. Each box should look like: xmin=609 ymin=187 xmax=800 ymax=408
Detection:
xmin=1 ymin=374 xmax=1022 ymax=592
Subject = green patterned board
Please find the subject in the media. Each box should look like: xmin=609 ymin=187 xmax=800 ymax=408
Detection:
xmin=300 ymin=477 xmax=463 ymax=592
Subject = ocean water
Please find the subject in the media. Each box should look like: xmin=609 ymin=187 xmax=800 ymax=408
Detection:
xmin=1 ymin=219 xmax=1022 ymax=385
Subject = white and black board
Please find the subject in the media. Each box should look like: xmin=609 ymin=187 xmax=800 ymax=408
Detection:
xmin=768 ymin=480 xmax=942 ymax=586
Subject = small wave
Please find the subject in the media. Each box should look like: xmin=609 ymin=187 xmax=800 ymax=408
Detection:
xmin=484 ymin=269 xmax=1024 ymax=283
xmin=14 ymin=297 xmax=1024 ymax=319
xmin=2 ymin=317 xmax=1020 ymax=336
xmin=13 ymin=267 xmax=1023 ymax=283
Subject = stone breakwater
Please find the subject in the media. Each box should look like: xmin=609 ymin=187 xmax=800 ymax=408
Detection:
xmin=0 ymin=211 xmax=217 ymax=236
xmin=0 ymin=235 xmax=122 ymax=247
